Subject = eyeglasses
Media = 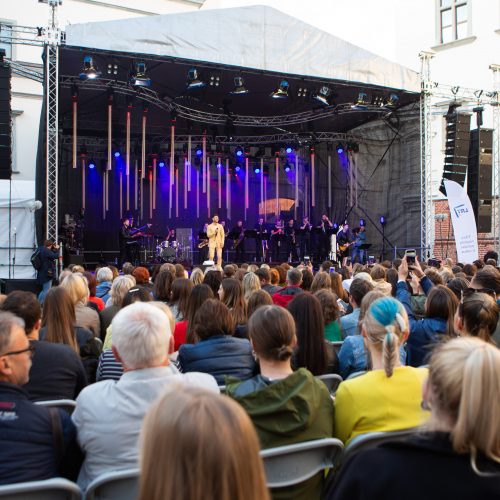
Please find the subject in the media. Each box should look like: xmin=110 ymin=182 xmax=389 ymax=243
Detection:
xmin=461 ymin=287 xmax=497 ymax=303
xmin=0 ymin=345 xmax=35 ymax=359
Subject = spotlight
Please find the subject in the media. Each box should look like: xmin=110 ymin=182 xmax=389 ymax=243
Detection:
xmin=254 ymin=166 xmax=261 ymax=174
xmin=333 ymin=223 xmax=339 ymax=231
xmin=351 ymin=92 xmax=368 ymax=109
xmin=88 ymin=159 xmax=96 ymax=169
xmin=284 ymin=163 xmax=291 ymax=173
xmin=79 ymin=56 xmax=101 ymax=80
xmin=107 ymin=63 xmax=118 ymax=76
xmin=158 ymin=161 xmax=165 ymax=168
xmin=209 ymin=73 xmax=221 ymax=87
xmin=372 ymin=95 xmax=384 ymax=107
xmin=359 ymin=218 xmax=365 ymax=227
xmin=130 ymin=61 xmax=151 ymax=87
xmin=270 ymin=79 xmax=289 ymax=99
xmin=285 ymin=146 xmax=293 ymax=154
xmin=380 ymin=216 xmax=386 ymax=226
xmin=186 ymin=67 xmax=206 ymax=90
xmin=235 ymin=165 xmax=241 ymax=173
xmin=313 ymin=85 xmax=331 ymax=106
xmin=195 ymin=145 xmax=203 ymax=157
xmin=114 ymin=151 xmax=121 ymax=158
xmin=297 ymin=87 xmax=308 ymax=98
xmin=336 ymin=142 xmax=344 ymax=154
xmin=230 ymin=76 xmax=249 ymax=95
xmin=235 ymin=146 xmax=244 ymax=158
xmin=217 ymin=161 xmax=222 ymax=169
xmin=385 ymin=93 xmax=400 ymax=108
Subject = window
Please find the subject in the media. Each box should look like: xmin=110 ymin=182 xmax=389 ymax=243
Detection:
xmin=0 ymin=22 xmax=13 ymax=59
xmin=438 ymin=0 xmax=469 ymax=44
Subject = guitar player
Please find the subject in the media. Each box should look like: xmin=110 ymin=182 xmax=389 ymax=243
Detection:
xmin=336 ymin=223 xmax=352 ymax=263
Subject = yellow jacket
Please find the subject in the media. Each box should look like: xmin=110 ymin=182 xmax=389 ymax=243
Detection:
xmin=334 ymin=366 xmax=429 ymax=445
xmin=207 ymin=222 xmax=225 ymax=247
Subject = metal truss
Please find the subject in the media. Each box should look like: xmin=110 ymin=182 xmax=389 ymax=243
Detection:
xmin=490 ymin=64 xmax=500 ymax=250
xmin=3 ymin=59 xmax=43 ymax=83
xmin=59 ymin=76 xmax=393 ymax=128
xmin=419 ymin=51 xmax=435 ymax=259
xmin=0 ymin=23 xmax=45 ymax=47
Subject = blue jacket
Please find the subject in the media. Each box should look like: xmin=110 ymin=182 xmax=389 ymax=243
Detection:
xmin=396 ymin=280 xmax=447 ymax=367
xmin=36 ymin=245 xmax=59 ymax=285
xmin=338 ymin=335 xmax=407 ymax=380
xmin=95 ymin=281 xmax=112 ymax=303
xmin=178 ymin=336 xmax=256 ymax=385
xmin=0 ymin=382 xmax=79 ymax=485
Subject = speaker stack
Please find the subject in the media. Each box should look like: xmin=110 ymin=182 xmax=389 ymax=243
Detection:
xmin=467 ymin=128 xmax=493 ymax=233
xmin=0 ymin=52 xmax=12 ymax=180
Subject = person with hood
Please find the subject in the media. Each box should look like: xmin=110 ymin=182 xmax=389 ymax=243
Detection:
xmin=396 ymin=257 xmax=458 ymax=366
xmin=226 ymin=305 xmax=333 ymax=500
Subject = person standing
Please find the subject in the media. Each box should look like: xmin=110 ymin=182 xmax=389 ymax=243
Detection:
xmin=270 ymin=219 xmax=284 ymax=262
xmin=36 ymin=239 xmax=60 ymax=305
xmin=284 ymin=219 xmax=298 ymax=262
xmin=299 ymin=216 xmax=312 ymax=260
xmin=254 ymin=217 xmax=268 ymax=263
xmin=351 ymin=226 xmax=366 ymax=264
xmin=233 ymin=220 xmax=246 ymax=263
xmin=337 ymin=223 xmax=351 ymax=262
xmin=207 ymin=216 xmax=225 ymax=267
xmin=118 ymin=218 xmax=136 ymax=268
xmin=318 ymin=215 xmax=333 ymax=262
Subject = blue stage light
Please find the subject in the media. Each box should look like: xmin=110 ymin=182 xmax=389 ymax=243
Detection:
xmin=336 ymin=142 xmax=344 ymax=154
xmin=236 ymin=147 xmax=244 ymax=157
xmin=285 ymin=146 xmax=293 ymax=154
xmin=195 ymin=145 xmax=203 ymax=157
xmin=114 ymin=151 xmax=121 ymax=158
xmin=254 ymin=167 xmax=261 ymax=174
xmin=235 ymin=165 xmax=241 ymax=172
xmin=360 ymin=218 xmax=365 ymax=227
xmin=284 ymin=163 xmax=291 ymax=173
xmin=158 ymin=161 xmax=165 ymax=168
xmin=380 ymin=216 xmax=386 ymax=226
xmin=88 ymin=160 xmax=96 ymax=169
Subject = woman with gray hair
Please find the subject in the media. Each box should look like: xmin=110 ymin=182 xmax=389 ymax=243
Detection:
xmin=96 ymin=267 xmax=114 ymax=303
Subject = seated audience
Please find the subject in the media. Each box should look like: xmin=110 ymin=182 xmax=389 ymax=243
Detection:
xmin=227 ymin=305 xmax=333 ymax=500
xmin=247 ymin=289 xmax=273 ymax=320
xmin=455 ymin=290 xmax=499 ymax=345
xmin=328 ymin=337 xmax=500 ymax=500
xmin=95 ymin=267 xmax=113 ymax=304
xmin=178 ymin=299 xmax=255 ymax=384
xmin=1 ymin=291 xmax=87 ymax=401
xmin=153 ymin=269 xmax=174 ymax=303
xmin=0 ymin=312 xmax=80 ymax=485
xmin=83 ymin=272 xmax=105 ymax=312
xmin=272 ymin=268 xmax=304 ymax=307
xmin=220 ymin=278 xmax=247 ymax=332
xmin=132 ymin=266 xmax=153 ymax=292
xmin=310 ymin=272 xmax=332 ymax=294
xmin=174 ymin=283 xmax=214 ymax=349
xmin=61 ymin=273 xmax=100 ymax=337
xmin=340 ymin=278 xmax=374 ymax=337
xmin=314 ymin=289 xmax=342 ymax=342
xmin=203 ymin=269 xmax=223 ymax=298
xmin=397 ymin=258 xmax=458 ymax=366
xmin=255 ymin=268 xmax=281 ymax=296
xmin=168 ymin=278 xmax=193 ymax=322
xmin=334 ymin=297 xmax=429 ymax=445
xmin=288 ymin=293 xmax=330 ymax=375
xmin=330 ymin=271 xmax=349 ymax=310
xmin=72 ymin=302 xmax=218 ymax=489
xmin=242 ymin=272 xmax=261 ymax=301
xmin=140 ymin=387 xmax=269 ymax=500
xmin=189 ymin=267 xmax=204 ymax=285
xmin=300 ymin=268 xmax=314 ymax=291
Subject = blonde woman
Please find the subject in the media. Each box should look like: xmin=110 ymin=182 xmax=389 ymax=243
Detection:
xmin=334 ymin=296 xmax=429 ymax=445
xmin=190 ymin=267 xmax=204 ymax=286
xmin=242 ymin=272 xmax=261 ymax=302
xmin=328 ymin=337 xmax=500 ymax=499
xmin=310 ymin=271 xmax=332 ymax=294
xmin=140 ymin=387 xmax=270 ymax=500
xmin=60 ymin=273 xmax=100 ymax=337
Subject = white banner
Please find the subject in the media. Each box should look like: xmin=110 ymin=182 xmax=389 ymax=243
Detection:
xmin=444 ymin=180 xmax=479 ymax=264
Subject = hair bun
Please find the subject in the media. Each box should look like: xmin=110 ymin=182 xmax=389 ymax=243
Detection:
xmin=276 ymin=345 xmax=293 ymax=361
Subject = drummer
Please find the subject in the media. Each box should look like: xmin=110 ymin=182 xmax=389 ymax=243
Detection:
xmin=165 ymin=228 xmax=176 ymax=244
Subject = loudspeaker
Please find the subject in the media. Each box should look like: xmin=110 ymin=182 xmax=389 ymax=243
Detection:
xmin=468 ymin=128 xmax=493 ymax=232
xmin=439 ymin=110 xmax=471 ymax=195
xmin=66 ymin=254 xmax=85 ymax=266
xmin=1 ymin=279 xmax=41 ymax=295
xmin=0 ymin=61 xmax=12 ymax=180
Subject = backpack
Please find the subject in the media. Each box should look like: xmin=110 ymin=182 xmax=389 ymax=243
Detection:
xmin=31 ymin=248 xmax=42 ymax=271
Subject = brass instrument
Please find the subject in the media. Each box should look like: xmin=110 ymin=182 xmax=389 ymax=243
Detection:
xmin=198 ymin=240 xmax=208 ymax=249
xmin=233 ymin=228 xmax=245 ymax=249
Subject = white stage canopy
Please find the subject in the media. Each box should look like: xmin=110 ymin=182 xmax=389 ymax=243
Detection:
xmin=65 ymin=5 xmax=420 ymax=93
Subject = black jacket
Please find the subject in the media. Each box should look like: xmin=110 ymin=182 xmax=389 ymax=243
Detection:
xmin=0 ymin=382 xmax=80 ymax=485
xmin=327 ymin=432 xmax=500 ymax=500
xmin=36 ymin=245 xmax=59 ymax=285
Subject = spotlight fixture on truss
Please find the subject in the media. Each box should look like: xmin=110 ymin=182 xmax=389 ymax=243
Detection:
xmin=79 ymin=56 xmax=101 ymax=80
xmin=130 ymin=61 xmax=151 ymax=87
xmin=284 ymin=162 xmax=292 ymax=173
xmin=312 ymin=85 xmax=331 ymax=106
xmin=235 ymin=146 xmax=244 ymax=158
xmin=297 ymin=86 xmax=308 ymax=98
xmin=209 ymin=72 xmax=221 ymax=87
xmin=186 ymin=67 xmax=206 ymax=90
xmin=270 ymin=79 xmax=289 ymax=99
xmin=385 ymin=93 xmax=399 ymax=108
xmin=351 ymin=92 xmax=368 ymax=109
xmin=107 ymin=63 xmax=118 ymax=76
xmin=230 ymin=76 xmax=249 ymax=95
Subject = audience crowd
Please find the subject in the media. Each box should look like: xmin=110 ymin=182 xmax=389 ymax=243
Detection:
xmin=0 ymin=251 xmax=499 ymax=499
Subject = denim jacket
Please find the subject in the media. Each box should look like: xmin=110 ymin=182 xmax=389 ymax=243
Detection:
xmin=338 ymin=335 xmax=407 ymax=380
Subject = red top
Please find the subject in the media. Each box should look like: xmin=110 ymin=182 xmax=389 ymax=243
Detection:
xmin=88 ymin=296 xmax=105 ymax=312
xmin=174 ymin=320 xmax=188 ymax=351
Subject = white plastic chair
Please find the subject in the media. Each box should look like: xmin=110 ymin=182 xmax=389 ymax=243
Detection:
xmin=260 ymin=438 xmax=344 ymax=489
xmin=84 ymin=469 xmax=139 ymax=500
xmin=316 ymin=374 xmax=343 ymax=395
xmin=35 ymin=399 xmax=77 ymax=415
xmin=0 ymin=478 xmax=81 ymax=500
xmin=346 ymin=370 xmax=366 ymax=380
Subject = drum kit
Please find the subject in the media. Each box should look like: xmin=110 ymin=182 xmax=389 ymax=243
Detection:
xmin=156 ymin=240 xmax=180 ymax=263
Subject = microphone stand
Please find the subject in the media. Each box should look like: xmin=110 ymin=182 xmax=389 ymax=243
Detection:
xmin=12 ymin=229 xmax=17 ymax=279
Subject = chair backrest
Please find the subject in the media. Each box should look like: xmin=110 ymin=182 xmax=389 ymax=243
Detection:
xmin=35 ymin=399 xmax=77 ymax=415
xmin=316 ymin=374 xmax=343 ymax=395
xmin=260 ymin=438 xmax=344 ymax=489
xmin=218 ymin=385 xmax=227 ymax=394
xmin=346 ymin=370 xmax=366 ymax=380
xmin=84 ymin=469 xmax=139 ymax=500
xmin=343 ymin=428 xmax=420 ymax=463
xmin=0 ymin=478 xmax=81 ymax=500
xmin=327 ymin=341 xmax=343 ymax=354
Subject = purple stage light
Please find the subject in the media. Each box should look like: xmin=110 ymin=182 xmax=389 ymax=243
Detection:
xmin=235 ymin=165 xmax=241 ymax=172
xmin=254 ymin=167 xmax=261 ymax=174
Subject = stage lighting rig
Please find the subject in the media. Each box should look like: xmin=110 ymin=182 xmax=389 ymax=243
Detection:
xmin=209 ymin=72 xmax=221 ymax=87
xmin=285 ymin=146 xmax=293 ymax=154
xmin=107 ymin=63 xmax=118 ymax=76
xmin=230 ymin=76 xmax=249 ymax=95
xmin=270 ymin=79 xmax=289 ymax=99
xmin=284 ymin=162 xmax=292 ymax=173
xmin=351 ymin=92 xmax=368 ymax=109
xmin=385 ymin=93 xmax=399 ymax=108
xmin=88 ymin=159 xmax=96 ymax=169
xmin=195 ymin=145 xmax=203 ymax=157
xmin=312 ymin=85 xmax=331 ymax=106
xmin=186 ymin=67 xmax=206 ymax=90
xmin=336 ymin=142 xmax=344 ymax=154
xmin=130 ymin=61 xmax=151 ymax=87
xmin=297 ymin=87 xmax=308 ymax=98
xmin=254 ymin=165 xmax=261 ymax=174
xmin=235 ymin=146 xmax=244 ymax=158
xmin=79 ymin=56 xmax=101 ymax=80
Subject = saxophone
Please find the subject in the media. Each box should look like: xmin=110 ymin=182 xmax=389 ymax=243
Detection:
xmin=198 ymin=240 xmax=208 ymax=248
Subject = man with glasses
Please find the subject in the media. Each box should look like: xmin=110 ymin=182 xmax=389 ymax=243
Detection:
xmin=0 ymin=312 xmax=80 ymax=485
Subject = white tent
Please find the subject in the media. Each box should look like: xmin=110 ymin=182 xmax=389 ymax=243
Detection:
xmin=65 ymin=5 xmax=420 ymax=93
xmin=0 ymin=180 xmax=37 ymax=280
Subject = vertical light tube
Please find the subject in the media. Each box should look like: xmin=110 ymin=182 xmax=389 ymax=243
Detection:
xmin=260 ymin=158 xmax=264 ymax=216
xmin=152 ymin=157 xmax=157 ymax=210
xmin=141 ymin=110 xmax=147 ymax=182
xmin=202 ymin=132 xmax=207 ymax=193
xmin=184 ymin=157 xmax=188 ymax=209
xmin=295 ymin=154 xmax=299 ymax=220
xmin=175 ymin=163 xmax=179 ymax=218
xmin=226 ymin=158 xmax=230 ymax=220
xmin=196 ymin=167 xmax=200 ymax=219
xmin=140 ymin=168 xmax=144 ymax=221
xmin=275 ymin=155 xmax=279 ymax=217
xmin=105 ymin=170 xmax=109 ymax=212
xmin=245 ymin=156 xmax=249 ymax=220
xmin=187 ymin=135 xmax=192 ymax=191
xmin=107 ymin=100 xmax=112 ymax=171
xmin=311 ymin=148 xmax=316 ymax=207
xmin=134 ymin=160 xmax=138 ymax=210
xmin=149 ymin=171 xmax=153 ymax=220
xmin=126 ymin=105 xmax=131 ymax=177
xmin=206 ymin=157 xmax=211 ymax=217
xmin=119 ymin=171 xmax=123 ymax=219
xmin=264 ymin=173 xmax=267 ymax=220
xmin=170 ymin=122 xmax=175 ymax=187
xmin=81 ymin=157 xmax=86 ymax=210
xmin=103 ymin=169 xmax=106 ymax=220
xmin=328 ymin=155 xmax=332 ymax=208
xmin=72 ymin=95 xmax=77 ymax=169
xmin=218 ymin=158 xmax=222 ymax=209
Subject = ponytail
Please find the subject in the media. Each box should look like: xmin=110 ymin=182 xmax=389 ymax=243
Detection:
xmin=382 ymin=329 xmax=399 ymax=378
